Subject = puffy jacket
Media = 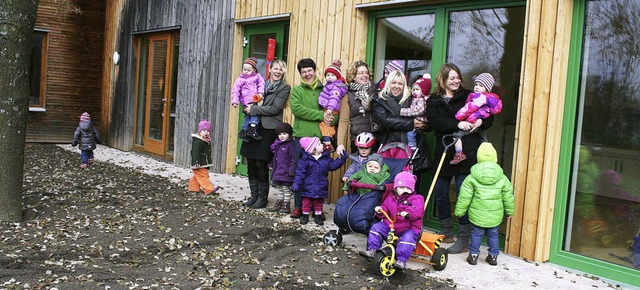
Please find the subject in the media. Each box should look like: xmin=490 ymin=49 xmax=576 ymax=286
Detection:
xmin=371 ymin=93 xmax=414 ymax=145
xmin=343 ymin=163 xmax=391 ymax=195
xmin=377 ymin=191 xmax=425 ymax=234
xmin=291 ymin=150 xmax=348 ymax=199
xmin=190 ymin=134 xmax=212 ymax=167
xmin=454 ymin=146 xmax=514 ymax=228
xmin=290 ymin=81 xmax=330 ymax=138
xmin=231 ymin=72 xmax=265 ymax=106
xmin=269 ymin=138 xmax=296 ymax=184
xmin=72 ymin=121 xmax=100 ymax=151
xmin=343 ymin=153 xmax=373 ymax=180
xmin=455 ymin=92 xmax=502 ymax=123
xmin=318 ymin=79 xmax=348 ymax=111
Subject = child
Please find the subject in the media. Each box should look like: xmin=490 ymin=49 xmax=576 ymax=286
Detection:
xmin=267 ymin=123 xmax=296 ymax=214
xmin=71 ymin=112 xmax=101 ymax=169
xmin=400 ymin=74 xmax=431 ymax=150
xmin=318 ymin=59 xmax=348 ymax=151
xmin=376 ymin=60 xmax=403 ymax=90
xmin=342 ymin=154 xmax=390 ymax=195
xmin=451 ymin=73 xmax=502 ymax=164
xmin=189 ymin=119 xmax=220 ymax=195
xmin=232 ymin=57 xmax=266 ymax=142
xmin=359 ymin=171 xmax=425 ymax=269
xmin=454 ymin=142 xmax=514 ymax=266
xmin=342 ymin=132 xmax=377 ymax=184
xmin=291 ymin=137 xmax=347 ymax=225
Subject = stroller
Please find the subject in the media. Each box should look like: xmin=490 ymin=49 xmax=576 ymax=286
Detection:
xmin=323 ymin=142 xmax=412 ymax=247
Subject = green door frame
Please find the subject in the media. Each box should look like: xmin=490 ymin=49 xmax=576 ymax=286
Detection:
xmin=550 ymin=0 xmax=640 ymax=286
xmin=236 ymin=21 xmax=288 ymax=175
xmin=365 ymin=0 xmax=526 ymax=248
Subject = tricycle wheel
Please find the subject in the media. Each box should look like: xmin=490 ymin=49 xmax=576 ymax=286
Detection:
xmin=323 ymin=230 xmax=342 ymax=247
xmin=374 ymin=248 xmax=397 ymax=277
xmin=430 ymin=247 xmax=448 ymax=271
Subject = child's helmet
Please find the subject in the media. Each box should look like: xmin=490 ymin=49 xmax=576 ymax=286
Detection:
xmin=355 ymin=132 xmax=376 ymax=148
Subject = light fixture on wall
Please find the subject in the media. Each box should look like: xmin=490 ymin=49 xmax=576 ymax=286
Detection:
xmin=113 ymin=51 xmax=120 ymax=65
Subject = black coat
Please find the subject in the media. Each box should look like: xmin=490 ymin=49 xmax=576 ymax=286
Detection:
xmin=371 ymin=93 xmax=414 ymax=145
xmin=426 ymin=89 xmax=494 ymax=177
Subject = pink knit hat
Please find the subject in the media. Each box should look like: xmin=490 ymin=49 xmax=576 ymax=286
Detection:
xmin=299 ymin=137 xmax=321 ymax=154
xmin=413 ymin=73 xmax=432 ymax=96
xmin=384 ymin=60 xmax=403 ymax=74
xmin=80 ymin=112 xmax=90 ymax=122
xmin=394 ymin=171 xmax=416 ymax=192
xmin=198 ymin=119 xmax=212 ymax=132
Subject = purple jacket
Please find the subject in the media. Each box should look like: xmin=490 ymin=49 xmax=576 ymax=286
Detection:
xmin=318 ymin=79 xmax=348 ymax=111
xmin=269 ymin=139 xmax=297 ymax=185
xmin=291 ymin=150 xmax=348 ymax=199
xmin=455 ymin=92 xmax=502 ymax=123
xmin=231 ymin=72 xmax=266 ymax=106
xmin=376 ymin=191 xmax=425 ymax=234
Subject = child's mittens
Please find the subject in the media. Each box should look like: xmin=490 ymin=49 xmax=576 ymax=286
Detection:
xmin=374 ymin=206 xmax=382 ymax=213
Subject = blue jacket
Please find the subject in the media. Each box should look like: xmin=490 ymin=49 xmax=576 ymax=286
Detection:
xmin=292 ymin=150 xmax=348 ymax=199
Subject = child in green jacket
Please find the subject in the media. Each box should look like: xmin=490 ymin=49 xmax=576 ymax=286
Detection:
xmin=342 ymin=154 xmax=390 ymax=195
xmin=455 ymin=142 xmax=514 ymax=266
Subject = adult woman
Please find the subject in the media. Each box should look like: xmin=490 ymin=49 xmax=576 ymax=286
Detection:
xmin=425 ymin=63 xmax=494 ymax=253
xmin=336 ymin=61 xmax=379 ymax=156
xmin=241 ymin=59 xmax=291 ymax=209
xmin=370 ymin=70 xmax=415 ymax=147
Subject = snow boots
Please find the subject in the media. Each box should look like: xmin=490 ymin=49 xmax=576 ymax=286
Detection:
xmin=250 ymin=182 xmax=269 ymax=209
xmin=243 ymin=179 xmax=259 ymax=207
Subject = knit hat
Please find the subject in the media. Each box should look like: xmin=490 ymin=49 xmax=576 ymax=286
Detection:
xmin=80 ymin=112 xmax=90 ymax=122
xmin=243 ymin=57 xmax=258 ymax=70
xmin=394 ymin=171 xmax=416 ymax=192
xmin=477 ymin=142 xmax=498 ymax=163
xmin=198 ymin=119 xmax=212 ymax=132
xmin=474 ymin=73 xmax=495 ymax=92
xmin=413 ymin=73 xmax=432 ymax=95
xmin=366 ymin=153 xmax=384 ymax=167
xmin=324 ymin=59 xmax=343 ymax=81
xmin=299 ymin=137 xmax=321 ymax=154
xmin=384 ymin=60 xmax=403 ymax=74
xmin=275 ymin=122 xmax=293 ymax=136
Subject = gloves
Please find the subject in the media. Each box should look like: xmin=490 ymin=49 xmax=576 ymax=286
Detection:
xmin=399 ymin=211 xmax=410 ymax=219
xmin=374 ymin=185 xmax=386 ymax=191
xmin=374 ymin=206 xmax=382 ymax=213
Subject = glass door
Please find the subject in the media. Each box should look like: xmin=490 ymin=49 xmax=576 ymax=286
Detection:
xmin=236 ymin=22 xmax=289 ymax=175
xmin=144 ymin=34 xmax=170 ymax=155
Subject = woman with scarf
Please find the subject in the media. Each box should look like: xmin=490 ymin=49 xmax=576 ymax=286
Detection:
xmin=241 ymin=59 xmax=291 ymax=209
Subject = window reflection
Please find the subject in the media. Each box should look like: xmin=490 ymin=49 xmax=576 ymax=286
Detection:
xmin=568 ymin=0 xmax=640 ymax=270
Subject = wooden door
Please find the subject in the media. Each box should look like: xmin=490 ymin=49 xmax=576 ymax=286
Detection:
xmin=144 ymin=34 xmax=172 ymax=155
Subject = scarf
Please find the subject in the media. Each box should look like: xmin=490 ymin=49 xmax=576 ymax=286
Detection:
xmin=349 ymin=82 xmax=372 ymax=111
xmin=301 ymin=78 xmax=320 ymax=90
xmin=265 ymin=79 xmax=281 ymax=94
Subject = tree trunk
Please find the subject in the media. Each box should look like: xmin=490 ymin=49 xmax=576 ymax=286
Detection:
xmin=0 ymin=0 xmax=39 ymax=221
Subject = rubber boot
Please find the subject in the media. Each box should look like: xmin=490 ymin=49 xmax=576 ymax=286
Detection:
xmin=440 ymin=217 xmax=455 ymax=243
xmin=447 ymin=223 xmax=471 ymax=254
xmin=251 ymin=182 xmax=269 ymax=209
xmin=243 ymin=179 xmax=259 ymax=207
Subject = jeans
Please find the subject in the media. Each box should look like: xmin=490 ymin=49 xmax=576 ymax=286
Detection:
xmin=469 ymin=224 xmax=500 ymax=256
xmin=80 ymin=150 xmax=94 ymax=165
xmin=434 ymin=175 xmax=469 ymax=224
xmin=241 ymin=111 xmax=260 ymax=130
xmin=407 ymin=130 xmax=417 ymax=149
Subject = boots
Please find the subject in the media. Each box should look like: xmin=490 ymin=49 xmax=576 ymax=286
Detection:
xmin=251 ymin=182 xmax=269 ymax=209
xmin=247 ymin=125 xmax=262 ymax=140
xmin=238 ymin=129 xmax=250 ymax=143
xmin=279 ymin=201 xmax=291 ymax=214
xmin=243 ymin=179 xmax=259 ymax=207
xmin=447 ymin=223 xmax=471 ymax=254
xmin=268 ymin=199 xmax=283 ymax=212
xmin=440 ymin=217 xmax=455 ymax=243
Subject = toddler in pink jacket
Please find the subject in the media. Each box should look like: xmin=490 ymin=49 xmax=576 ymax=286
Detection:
xmin=318 ymin=59 xmax=348 ymax=151
xmin=232 ymin=57 xmax=266 ymax=142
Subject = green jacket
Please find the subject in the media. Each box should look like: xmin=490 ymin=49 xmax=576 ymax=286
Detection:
xmin=455 ymin=157 xmax=514 ymax=228
xmin=342 ymin=163 xmax=391 ymax=195
xmin=290 ymin=81 xmax=337 ymax=138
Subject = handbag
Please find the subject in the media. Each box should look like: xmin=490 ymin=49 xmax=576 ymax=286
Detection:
xmin=410 ymin=133 xmax=433 ymax=172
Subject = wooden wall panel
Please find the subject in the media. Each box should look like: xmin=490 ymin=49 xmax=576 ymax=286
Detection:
xmin=27 ymin=0 xmax=106 ymax=143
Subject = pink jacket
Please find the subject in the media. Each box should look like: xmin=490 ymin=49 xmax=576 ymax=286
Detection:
xmin=318 ymin=79 xmax=347 ymax=111
xmin=231 ymin=72 xmax=265 ymax=106
xmin=400 ymin=95 xmax=429 ymax=123
xmin=455 ymin=92 xmax=502 ymax=123
xmin=376 ymin=190 xmax=425 ymax=234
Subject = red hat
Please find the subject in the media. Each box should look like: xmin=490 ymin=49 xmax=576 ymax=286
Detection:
xmin=413 ymin=73 xmax=432 ymax=96
xmin=243 ymin=57 xmax=258 ymax=70
xmin=324 ymin=59 xmax=343 ymax=81
xmin=80 ymin=112 xmax=90 ymax=122
xmin=299 ymin=137 xmax=321 ymax=154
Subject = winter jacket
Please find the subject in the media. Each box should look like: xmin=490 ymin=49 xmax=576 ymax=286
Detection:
xmin=319 ymin=79 xmax=348 ymax=111
xmin=343 ymin=153 xmax=374 ymax=180
xmin=249 ymin=80 xmax=291 ymax=130
xmin=454 ymin=147 xmax=514 ymax=228
xmin=191 ymin=134 xmax=212 ymax=167
xmin=336 ymin=81 xmax=380 ymax=147
xmin=72 ymin=121 xmax=101 ymax=151
xmin=291 ymin=150 xmax=348 ymax=199
xmin=290 ymin=80 xmax=335 ymax=138
xmin=269 ymin=138 xmax=297 ymax=185
xmin=343 ymin=163 xmax=391 ymax=195
xmin=376 ymin=191 xmax=425 ymax=234
xmin=426 ymin=89 xmax=494 ymax=177
xmin=231 ymin=72 xmax=266 ymax=106
xmin=400 ymin=95 xmax=429 ymax=123
xmin=371 ymin=93 xmax=414 ymax=145
xmin=455 ymin=92 xmax=502 ymax=123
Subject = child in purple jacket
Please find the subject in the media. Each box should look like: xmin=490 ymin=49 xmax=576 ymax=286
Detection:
xmin=359 ymin=171 xmax=425 ymax=269
xmin=292 ymin=137 xmax=348 ymax=225
xmin=232 ymin=57 xmax=266 ymax=142
xmin=451 ymin=73 xmax=502 ymax=164
xmin=267 ymin=123 xmax=297 ymax=214
xmin=318 ymin=59 xmax=348 ymax=151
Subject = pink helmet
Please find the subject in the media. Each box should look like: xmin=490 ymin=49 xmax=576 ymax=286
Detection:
xmin=355 ymin=132 xmax=376 ymax=148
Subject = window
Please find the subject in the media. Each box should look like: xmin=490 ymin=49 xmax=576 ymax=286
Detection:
xmin=30 ymin=30 xmax=48 ymax=108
